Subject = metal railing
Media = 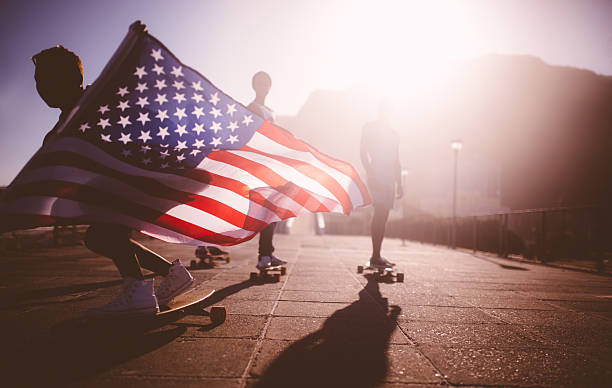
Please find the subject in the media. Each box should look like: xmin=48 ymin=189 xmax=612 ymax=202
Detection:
xmin=390 ymin=206 xmax=610 ymax=269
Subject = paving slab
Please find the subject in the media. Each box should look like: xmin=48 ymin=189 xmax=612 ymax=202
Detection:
xmin=2 ymin=234 xmax=611 ymax=387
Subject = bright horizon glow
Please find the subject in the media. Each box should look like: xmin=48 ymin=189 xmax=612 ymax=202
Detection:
xmin=327 ymin=1 xmax=481 ymax=98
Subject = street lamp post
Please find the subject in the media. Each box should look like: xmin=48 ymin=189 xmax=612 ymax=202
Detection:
xmin=450 ymin=140 xmax=463 ymax=249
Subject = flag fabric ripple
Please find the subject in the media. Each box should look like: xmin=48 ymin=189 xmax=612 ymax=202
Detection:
xmin=0 ymin=22 xmax=370 ymax=245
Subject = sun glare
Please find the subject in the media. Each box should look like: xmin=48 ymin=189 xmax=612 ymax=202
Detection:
xmin=329 ymin=0 xmax=479 ymax=98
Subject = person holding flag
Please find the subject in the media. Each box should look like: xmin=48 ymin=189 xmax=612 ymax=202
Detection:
xmin=31 ymin=44 xmax=193 ymax=315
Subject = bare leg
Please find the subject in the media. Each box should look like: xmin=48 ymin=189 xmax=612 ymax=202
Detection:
xmin=85 ymin=225 xmax=171 ymax=279
xmin=371 ymin=204 xmax=390 ymax=260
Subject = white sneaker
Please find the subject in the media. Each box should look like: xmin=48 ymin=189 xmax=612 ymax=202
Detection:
xmin=89 ymin=277 xmax=159 ymax=315
xmin=270 ymin=255 xmax=287 ymax=266
xmin=156 ymin=259 xmax=194 ymax=305
xmin=257 ymin=255 xmax=272 ymax=269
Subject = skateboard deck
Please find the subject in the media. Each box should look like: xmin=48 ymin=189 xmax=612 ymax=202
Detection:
xmin=357 ymin=263 xmax=404 ymax=282
xmin=250 ymin=265 xmax=286 ymax=282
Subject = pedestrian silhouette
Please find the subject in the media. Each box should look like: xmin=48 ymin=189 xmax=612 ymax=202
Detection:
xmin=247 ymin=71 xmax=287 ymax=270
xmin=360 ymin=98 xmax=403 ymax=267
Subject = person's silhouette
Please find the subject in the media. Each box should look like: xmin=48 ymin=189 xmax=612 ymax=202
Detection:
xmin=32 ymin=46 xmax=194 ymax=314
xmin=360 ymin=98 xmax=403 ymax=267
xmin=247 ymin=71 xmax=287 ymax=269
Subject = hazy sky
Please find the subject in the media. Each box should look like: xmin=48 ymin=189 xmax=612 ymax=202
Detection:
xmin=1 ymin=0 xmax=611 ymax=185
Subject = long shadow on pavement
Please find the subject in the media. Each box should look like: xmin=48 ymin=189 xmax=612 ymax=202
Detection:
xmin=253 ymin=274 xmax=401 ymax=388
xmin=4 ymin=316 xmax=184 ymax=387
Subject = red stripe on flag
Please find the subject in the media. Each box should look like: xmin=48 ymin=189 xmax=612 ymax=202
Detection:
xmin=206 ymin=150 xmax=330 ymax=213
xmin=257 ymin=121 xmax=371 ymax=204
xmin=22 ymin=151 xmax=269 ymax=231
xmin=3 ymin=180 xmax=255 ymax=245
xmin=242 ymin=145 xmax=353 ymax=213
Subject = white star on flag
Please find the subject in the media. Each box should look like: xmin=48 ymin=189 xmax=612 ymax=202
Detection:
xmin=192 ymin=106 xmax=205 ymax=119
xmin=209 ymin=107 xmax=222 ymax=118
xmin=150 ymin=48 xmax=164 ymax=61
xmin=170 ymin=66 xmax=183 ymax=77
xmin=116 ymin=86 xmax=129 ymax=97
xmin=174 ymin=107 xmax=187 ymax=120
xmin=192 ymin=123 xmax=205 ymax=135
xmin=136 ymin=112 xmax=151 ymax=125
xmin=151 ymin=63 xmax=165 ymax=75
xmin=227 ymin=121 xmax=239 ymax=132
xmin=159 ymin=149 xmax=170 ymax=159
xmin=226 ymin=104 xmax=237 ymax=116
xmin=155 ymin=93 xmax=168 ymax=105
xmin=209 ymin=92 xmax=220 ymax=106
xmin=117 ymin=100 xmax=130 ymax=111
xmin=138 ymin=130 xmax=152 ymax=143
xmin=135 ymin=82 xmax=148 ymax=93
xmin=117 ymin=115 xmax=132 ymax=128
xmin=134 ymin=66 xmax=147 ymax=79
xmin=154 ymin=79 xmax=167 ymax=90
xmin=101 ymin=133 xmax=112 ymax=142
xmin=157 ymin=126 xmax=170 ymax=139
xmin=98 ymin=105 xmax=110 ymax=114
xmin=97 ymin=118 xmax=111 ymax=129
xmin=227 ymin=134 xmax=239 ymax=144
xmin=191 ymin=93 xmax=204 ymax=103
xmin=136 ymin=96 xmax=149 ymax=108
xmin=191 ymin=81 xmax=203 ymax=91
xmin=242 ymin=114 xmax=253 ymax=126
xmin=156 ymin=109 xmax=169 ymax=122
xmin=118 ymin=132 xmax=132 ymax=144
xmin=79 ymin=123 xmax=90 ymax=132
xmin=173 ymin=93 xmax=186 ymax=104
xmin=210 ymin=137 xmax=222 ymax=147
xmin=175 ymin=140 xmax=187 ymax=151
xmin=210 ymin=121 xmax=222 ymax=133
xmin=172 ymin=80 xmax=185 ymax=90
xmin=174 ymin=124 xmax=188 ymax=136
xmin=193 ymin=138 xmax=205 ymax=149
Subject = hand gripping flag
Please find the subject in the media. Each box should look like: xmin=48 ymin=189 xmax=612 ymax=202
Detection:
xmin=0 ymin=21 xmax=370 ymax=245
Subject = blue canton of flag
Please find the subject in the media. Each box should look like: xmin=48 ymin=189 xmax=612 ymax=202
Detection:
xmin=75 ymin=35 xmax=263 ymax=172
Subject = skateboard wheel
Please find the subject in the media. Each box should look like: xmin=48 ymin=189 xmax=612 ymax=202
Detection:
xmin=273 ymin=273 xmax=281 ymax=283
xmin=396 ymin=273 xmax=405 ymax=283
xmin=280 ymin=267 xmax=287 ymax=275
xmin=210 ymin=306 xmax=226 ymax=324
xmin=249 ymin=272 xmax=258 ymax=280
xmin=190 ymin=259 xmax=197 ymax=268
xmin=357 ymin=265 xmax=364 ymax=274
xmin=226 ymin=256 xmax=231 ymax=263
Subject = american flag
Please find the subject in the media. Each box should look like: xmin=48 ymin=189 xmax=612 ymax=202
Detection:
xmin=0 ymin=22 xmax=370 ymax=245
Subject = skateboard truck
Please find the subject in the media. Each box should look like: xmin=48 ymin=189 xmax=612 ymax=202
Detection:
xmin=250 ymin=265 xmax=286 ymax=283
xmin=357 ymin=264 xmax=404 ymax=282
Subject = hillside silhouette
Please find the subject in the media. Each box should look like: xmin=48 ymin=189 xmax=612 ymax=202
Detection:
xmin=278 ymin=55 xmax=612 ymax=213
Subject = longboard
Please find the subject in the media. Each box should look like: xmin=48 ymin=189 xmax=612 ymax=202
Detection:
xmin=158 ymin=287 xmax=226 ymax=323
xmin=87 ymin=286 xmax=226 ymax=324
xmin=357 ymin=263 xmax=404 ymax=282
xmin=250 ymin=265 xmax=286 ymax=282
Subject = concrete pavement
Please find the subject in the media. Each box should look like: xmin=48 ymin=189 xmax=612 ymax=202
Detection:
xmin=1 ymin=233 xmax=611 ymax=387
